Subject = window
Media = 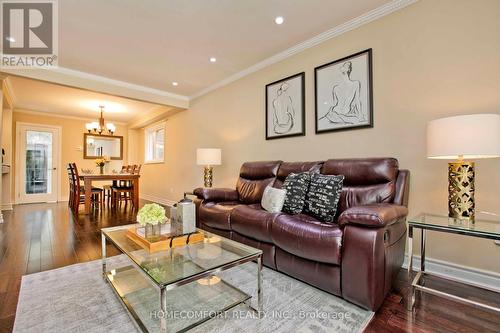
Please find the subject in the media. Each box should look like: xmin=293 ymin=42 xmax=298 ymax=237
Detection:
xmin=145 ymin=122 xmax=165 ymax=163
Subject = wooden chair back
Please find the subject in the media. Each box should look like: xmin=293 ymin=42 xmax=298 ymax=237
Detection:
xmin=134 ymin=164 xmax=142 ymax=175
xmin=66 ymin=163 xmax=74 ymax=189
xmin=71 ymin=163 xmax=82 ymax=195
xmin=66 ymin=164 xmax=75 ymax=207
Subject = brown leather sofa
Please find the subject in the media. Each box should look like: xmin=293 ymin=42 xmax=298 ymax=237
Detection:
xmin=194 ymin=158 xmax=410 ymax=311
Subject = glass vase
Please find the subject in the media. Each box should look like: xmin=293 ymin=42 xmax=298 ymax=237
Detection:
xmin=99 ymin=165 xmax=104 ymax=175
xmin=145 ymin=223 xmax=162 ymax=242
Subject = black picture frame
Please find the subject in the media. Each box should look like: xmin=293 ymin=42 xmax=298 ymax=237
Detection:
xmin=265 ymin=72 xmax=305 ymax=140
xmin=314 ymin=49 xmax=373 ymax=134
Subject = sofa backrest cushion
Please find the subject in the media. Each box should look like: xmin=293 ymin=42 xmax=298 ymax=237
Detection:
xmin=274 ymin=161 xmax=323 ymax=189
xmin=236 ymin=161 xmax=281 ymax=204
xmin=321 ymin=158 xmax=399 ymax=217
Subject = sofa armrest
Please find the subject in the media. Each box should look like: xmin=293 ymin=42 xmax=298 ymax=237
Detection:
xmin=193 ymin=187 xmax=239 ymax=202
xmin=338 ymin=204 xmax=408 ymax=228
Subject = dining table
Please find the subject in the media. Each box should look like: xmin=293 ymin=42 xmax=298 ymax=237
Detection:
xmin=79 ymin=173 xmax=140 ymax=214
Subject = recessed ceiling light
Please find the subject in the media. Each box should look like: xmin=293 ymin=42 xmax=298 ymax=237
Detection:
xmin=172 ymin=81 xmax=178 ymax=86
xmin=275 ymin=16 xmax=284 ymax=25
xmin=5 ymin=36 xmax=15 ymax=42
xmin=210 ymin=57 xmax=217 ymax=63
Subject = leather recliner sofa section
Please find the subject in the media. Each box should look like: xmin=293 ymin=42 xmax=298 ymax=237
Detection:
xmin=193 ymin=158 xmax=410 ymax=311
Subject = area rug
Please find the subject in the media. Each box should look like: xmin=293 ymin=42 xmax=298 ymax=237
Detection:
xmin=14 ymin=255 xmax=373 ymax=332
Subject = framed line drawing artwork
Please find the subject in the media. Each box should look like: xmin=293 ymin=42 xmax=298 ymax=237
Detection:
xmin=266 ymin=72 xmax=305 ymax=140
xmin=315 ymin=49 xmax=373 ymax=134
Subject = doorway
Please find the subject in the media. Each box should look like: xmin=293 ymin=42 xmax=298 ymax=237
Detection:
xmin=16 ymin=123 xmax=61 ymax=203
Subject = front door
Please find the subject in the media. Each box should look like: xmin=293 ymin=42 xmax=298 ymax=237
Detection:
xmin=16 ymin=123 xmax=60 ymax=203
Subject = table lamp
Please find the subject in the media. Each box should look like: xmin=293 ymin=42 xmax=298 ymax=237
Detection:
xmin=427 ymin=114 xmax=500 ymax=220
xmin=196 ymin=148 xmax=221 ymax=187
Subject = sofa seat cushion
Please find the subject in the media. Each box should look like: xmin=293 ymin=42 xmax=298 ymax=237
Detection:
xmin=271 ymin=213 xmax=343 ymax=265
xmin=231 ymin=204 xmax=280 ymax=243
xmin=198 ymin=201 xmax=240 ymax=231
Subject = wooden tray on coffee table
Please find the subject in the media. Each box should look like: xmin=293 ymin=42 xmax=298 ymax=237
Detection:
xmin=126 ymin=225 xmax=204 ymax=252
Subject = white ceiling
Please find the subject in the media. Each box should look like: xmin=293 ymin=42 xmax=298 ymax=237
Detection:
xmin=8 ymin=76 xmax=163 ymax=123
xmin=58 ymin=0 xmax=391 ymax=96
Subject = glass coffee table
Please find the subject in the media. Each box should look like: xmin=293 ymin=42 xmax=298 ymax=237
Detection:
xmin=407 ymin=213 xmax=500 ymax=314
xmin=101 ymin=224 xmax=263 ymax=332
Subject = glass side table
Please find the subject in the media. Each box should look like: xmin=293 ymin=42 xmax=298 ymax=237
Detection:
xmin=407 ymin=213 xmax=500 ymax=314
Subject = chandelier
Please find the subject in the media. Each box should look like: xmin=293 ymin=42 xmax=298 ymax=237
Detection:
xmin=85 ymin=105 xmax=116 ymax=135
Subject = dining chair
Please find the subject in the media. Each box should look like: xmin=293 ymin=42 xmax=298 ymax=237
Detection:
xmin=105 ymin=164 xmax=128 ymax=205
xmin=66 ymin=163 xmax=75 ymax=208
xmin=69 ymin=163 xmax=104 ymax=213
xmin=111 ymin=164 xmax=140 ymax=208
xmin=102 ymin=164 xmax=130 ymax=206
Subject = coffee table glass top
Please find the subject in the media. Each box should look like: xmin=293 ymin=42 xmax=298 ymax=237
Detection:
xmin=408 ymin=213 xmax=500 ymax=239
xmin=102 ymin=224 xmax=262 ymax=287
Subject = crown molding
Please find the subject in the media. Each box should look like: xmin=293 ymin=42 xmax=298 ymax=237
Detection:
xmin=14 ymin=108 xmax=127 ymax=125
xmin=190 ymin=0 xmax=418 ymax=100
xmin=2 ymin=77 xmax=16 ymax=109
xmin=52 ymin=67 xmax=189 ymax=101
xmin=1 ymin=66 xmax=190 ymax=109
xmin=1 ymin=0 xmax=418 ymax=107
xmin=127 ymin=105 xmax=181 ymax=129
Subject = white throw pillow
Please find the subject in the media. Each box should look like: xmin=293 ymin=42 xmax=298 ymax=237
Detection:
xmin=261 ymin=186 xmax=286 ymax=213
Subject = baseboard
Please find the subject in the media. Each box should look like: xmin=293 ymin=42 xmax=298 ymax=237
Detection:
xmin=13 ymin=197 xmax=68 ymax=204
xmin=140 ymin=194 xmax=176 ymax=207
xmin=403 ymin=255 xmax=500 ymax=292
xmin=13 ymin=195 xmax=177 ymax=207
xmin=1 ymin=203 xmax=13 ymax=210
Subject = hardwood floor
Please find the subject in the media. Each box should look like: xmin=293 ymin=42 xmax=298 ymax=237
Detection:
xmin=0 ymin=201 xmax=138 ymax=332
xmin=0 ymin=202 xmax=499 ymax=332
xmin=366 ymin=271 xmax=500 ymax=333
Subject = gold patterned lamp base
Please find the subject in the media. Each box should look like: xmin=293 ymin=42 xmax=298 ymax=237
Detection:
xmin=448 ymin=161 xmax=475 ymax=220
xmin=203 ymin=166 xmax=213 ymax=188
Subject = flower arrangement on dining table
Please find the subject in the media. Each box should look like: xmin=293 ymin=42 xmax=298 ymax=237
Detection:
xmin=94 ymin=156 xmax=110 ymax=174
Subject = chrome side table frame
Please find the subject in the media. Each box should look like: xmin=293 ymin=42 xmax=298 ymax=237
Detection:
xmin=406 ymin=224 xmax=500 ymax=314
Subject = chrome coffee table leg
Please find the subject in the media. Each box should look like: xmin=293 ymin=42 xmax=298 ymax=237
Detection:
xmin=101 ymin=232 xmax=107 ymax=277
xmin=257 ymin=256 xmax=263 ymax=317
xmin=160 ymin=287 xmax=167 ymax=333
xmin=421 ymin=229 xmax=426 ymax=272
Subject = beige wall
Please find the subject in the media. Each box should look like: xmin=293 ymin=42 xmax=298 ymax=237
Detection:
xmin=135 ymin=0 xmax=500 ymax=273
xmin=12 ymin=110 xmax=128 ymax=201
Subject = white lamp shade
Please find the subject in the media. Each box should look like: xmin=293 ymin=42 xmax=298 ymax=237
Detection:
xmin=197 ymin=148 xmax=221 ymax=166
xmin=427 ymin=114 xmax=500 ymax=159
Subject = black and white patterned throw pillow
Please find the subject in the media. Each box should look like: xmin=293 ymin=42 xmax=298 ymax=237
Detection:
xmin=304 ymin=173 xmax=344 ymax=223
xmin=282 ymin=172 xmax=311 ymax=215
